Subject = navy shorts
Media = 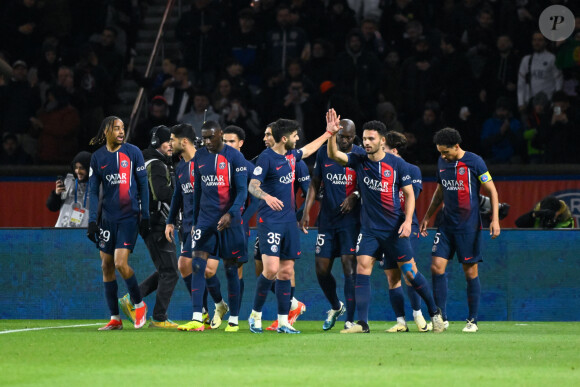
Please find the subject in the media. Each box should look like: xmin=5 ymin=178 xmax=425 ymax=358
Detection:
xmin=356 ymin=227 xmax=414 ymax=265
xmin=179 ymin=232 xmax=193 ymax=258
xmin=431 ymin=228 xmax=482 ymax=264
xmin=315 ymin=225 xmax=359 ymax=258
xmin=98 ymin=218 xmax=139 ymax=255
xmin=192 ymin=223 xmax=248 ymax=263
xmin=257 ymin=221 xmax=301 ymax=260
xmin=382 ymin=225 xmax=420 ymax=270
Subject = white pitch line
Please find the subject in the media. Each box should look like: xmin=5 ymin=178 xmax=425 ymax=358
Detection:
xmin=0 ymin=323 xmax=102 ymax=335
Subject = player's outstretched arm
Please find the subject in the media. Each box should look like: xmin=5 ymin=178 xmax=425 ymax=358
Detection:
xmin=482 ymin=180 xmax=501 ymax=239
xmin=326 ymin=110 xmax=349 ymax=166
xmin=420 ymin=184 xmax=444 ymax=236
xmin=249 ymin=178 xmax=284 ymax=211
xmin=299 ymin=177 xmax=320 ymax=234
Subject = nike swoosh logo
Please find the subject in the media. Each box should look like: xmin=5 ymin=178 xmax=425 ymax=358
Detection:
xmin=464 ymin=257 xmax=473 ymax=261
xmin=192 ymin=289 xmax=198 ymax=292
xmin=324 ymin=163 xmax=333 ymax=167
xmin=198 ymin=164 xmax=206 ymax=168
xmin=397 ymin=255 xmax=406 ymax=260
xmin=123 ymin=242 xmax=131 ymax=246
xmin=283 ymin=292 xmax=290 ymax=296
xmin=297 ymin=252 xmax=301 ymax=255
xmin=232 ymin=250 xmax=240 ymax=254
xmin=101 ymin=165 xmax=108 ymax=169
xmin=178 ymin=174 xmax=183 ymax=178
xmin=276 ymin=165 xmax=283 ymax=170
xmin=350 ymin=248 xmax=355 ymax=252
xmin=439 ymin=169 xmax=445 ymax=172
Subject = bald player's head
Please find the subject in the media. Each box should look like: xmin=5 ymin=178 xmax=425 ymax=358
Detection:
xmin=337 ymin=119 xmax=356 ymax=152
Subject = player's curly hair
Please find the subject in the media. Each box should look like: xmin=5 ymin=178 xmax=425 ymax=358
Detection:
xmin=272 ymin=118 xmax=300 ymax=142
xmin=171 ymin=123 xmax=196 ymax=143
xmin=224 ymin=125 xmax=246 ymax=141
xmin=361 ymin=120 xmax=387 ymax=136
xmin=433 ymin=127 xmax=462 ymax=147
xmin=385 ymin=131 xmax=407 ymax=151
xmin=89 ymin=116 xmax=122 ymax=145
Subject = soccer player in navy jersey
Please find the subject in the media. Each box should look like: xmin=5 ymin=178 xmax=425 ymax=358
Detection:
xmin=248 ymin=118 xmax=333 ymax=334
xmin=248 ymin=124 xmax=308 ymax=331
xmin=325 ymin=109 xmax=445 ymax=333
xmin=87 ymin=116 xmax=150 ymax=330
xmin=164 ymin=124 xmax=208 ymax=323
xmin=420 ymin=128 xmax=500 ymax=333
xmin=177 ymin=120 xmax=248 ymax=332
xmin=382 ymin=131 xmax=430 ymax=333
xmin=299 ymin=118 xmax=364 ymax=331
xmin=199 ymin=125 xmax=257 ymax=330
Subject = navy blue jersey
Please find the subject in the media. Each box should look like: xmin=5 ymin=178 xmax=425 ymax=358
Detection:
xmin=436 ymin=152 xmax=491 ymax=232
xmin=252 ymin=147 xmax=303 ymax=223
xmin=314 ymin=144 xmax=365 ymax=228
xmin=346 ymin=152 xmax=411 ymax=231
xmin=295 ymin=159 xmax=310 ymax=195
xmin=89 ymin=143 xmax=149 ymax=223
xmin=398 ymin=161 xmax=422 ymax=228
xmin=167 ymin=159 xmax=195 ymax=231
xmin=192 ymin=145 xmax=248 ymax=227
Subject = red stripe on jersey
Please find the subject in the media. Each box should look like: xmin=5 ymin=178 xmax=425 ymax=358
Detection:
xmin=189 ymin=161 xmax=195 ymax=190
xmin=380 ymin=162 xmax=395 ymax=212
xmin=118 ymin=152 xmax=131 ymax=211
xmin=345 ymin=167 xmax=356 ymax=198
xmin=456 ymin=161 xmax=471 ymax=219
xmin=216 ymin=154 xmax=230 ymax=211
xmin=286 ymin=154 xmax=296 ymax=210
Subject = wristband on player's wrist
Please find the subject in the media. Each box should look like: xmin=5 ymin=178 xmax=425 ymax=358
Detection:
xmin=352 ymin=190 xmax=360 ymax=199
xmin=326 ymin=130 xmax=334 ymax=136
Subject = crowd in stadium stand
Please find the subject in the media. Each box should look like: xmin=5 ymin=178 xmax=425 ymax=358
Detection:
xmin=0 ymin=0 xmax=579 ymax=165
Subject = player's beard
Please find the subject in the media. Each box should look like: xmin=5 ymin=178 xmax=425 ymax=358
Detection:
xmin=365 ymin=144 xmax=379 ymax=155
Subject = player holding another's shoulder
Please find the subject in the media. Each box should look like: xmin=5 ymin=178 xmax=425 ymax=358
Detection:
xmin=177 ymin=120 xmax=248 ymax=332
xmin=299 ymin=118 xmax=364 ymax=331
xmin=248 ymin=117 xmax=333 ymax=334
xmin=326 ymin=109 xmax=444 ymax=334
xmin=87 ymin=116 xmax=151 ymax=330
xmin=420 ymin=127 xmax=500 ymax=333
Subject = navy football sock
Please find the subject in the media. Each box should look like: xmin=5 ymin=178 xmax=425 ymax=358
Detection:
xmin=206 ymin=274 xmax=223 ymax=303
xmin=182 ymin=274 xmax=192 ymax=297
xmin=317 ymin=272 xmax=341 ymax=310
xmin=432 ymin=273 xmax=448 ymax=320
xmin=409 ymin=272 xmax=438 ymax=316
xmin=355 ymin=274 xmax=371 ymax=323
xmin=389 ymin=286 xmax=405 ymax=318
xmin=344 ymin=274 xmax=356 ymax=321
xmin=103 ymin=280 xmax=119 ymax=316
xmin=253 ymin=274 xmax=274 ymax=313
xmin=239 ymin=278 xmax=245 ymax=311
xmin=124 ymin=274 xmax=142 ymax=305
xmin=406 ymin=284 xmax=422 ymax=311
xmin=276 ymin=279 xmax=292 ymax=315
xmin=225 ymin=265 xmax=240 ymax=317
xmin=191 ymin=258 xmax=207 ymax=314
xmin=467 ymin=277 xmax=481 ymax=322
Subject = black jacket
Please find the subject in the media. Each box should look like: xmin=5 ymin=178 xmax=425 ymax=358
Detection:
xmin=142 ymin=147 xmax=174 ymax=230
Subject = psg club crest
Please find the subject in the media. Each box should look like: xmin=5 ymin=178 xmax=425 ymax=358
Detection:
xmin=315 ymin=246 xmax=321 ymax=254
xmin=459 ymin=167 xmax=465 ymax=175
xmin=121 ymin=160 xmax=128 ymax=168
xmin=271 ymin=245 xmax=278 ymax=253
xmin=99 ymin=240 xmax=106 ymax=249
xmin=219 ymin=162 xmax=226 ymax=169
xmin=384 ymin=170 xmax=391 ymax=178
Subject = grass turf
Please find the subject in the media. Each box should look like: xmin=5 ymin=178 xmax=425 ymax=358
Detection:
xmin=1 ymin=320 xmax=578 ymax=386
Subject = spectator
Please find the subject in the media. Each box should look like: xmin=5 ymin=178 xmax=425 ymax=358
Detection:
xmin=517 ymin=32 xmax=563 ymax=113
xmin=46 ymin=151 xmax=91 ymax=227
xmin=378 ymin=50 xmax=403 ymax=111
xmin=223 ymin=59 xmax=252 ymax=106
xmin=407 ymin=104 xmax=442 ymax=164
xmin=333 ymin=29 xmax=382 ymax=119
xmin=228 ymin=8 xmax=264 ymax=88
xmin=0 ymin=0 xmax=41 ymax=64
xmin=284 ymin=58 xmax=315 ymax=95
xmin=180 ymin=89 xmax=220 ymax=137
xmin=127 ymin=57 xmax=178 ymax=96
xmin=515 ymin=196 xmax=575 ymax=229
xmin=0 ymin=133 xmax=32 ymax=165
xmin=211 ymin=77 xmax=236 ymax=116
xmin=0 ymin=60 xmax=40 ymax=135
xmin=264 ymin=4 xmax=310 ymax=74
xmin=132 ymin=96 xmax=177 ymax=150
xmin=163 ymin=66 xmax=193 ymax=122
xmin=537 ymin=91 xmax=580 ymax=164
xmin=479 ymin=35 xmax=520 ymax=111
xmin=175 ymin=0 xmax=223 ymax=91
xmin=321 ymin=0 xmax=357 ymax=54
xmin=289 ymin=0 xmax=325 ymax=42
xmin=376 ymin=102 xmax=404 ymax=133
xmin=303 ymin=39 xmax=334 ymax=88
xmin=360 ymin=18 xmax=386 ymax=59
xmin=33 ymin=86 xmax=81 ymax=164
xmin=522 ymin=91 xmax=549 ymax=164
xmin=464 ymin=7 xmax=497 ymax=79
xmin=480 ymin=97 xmax=522 ymax=164
xmin=272 ymin=79 xmax=315 ymax=147
xmin=93 ymin=27 xmax=124 ymax=102
xmin=56 ymin=65 xmax=85 ymax=112
xmin=380 ymin=0 xmax=425 ymax=52
xmin=37 ymin=42 xmax=61 ymax=87
xmin=394 ymin=20 xmax=425 ymax=60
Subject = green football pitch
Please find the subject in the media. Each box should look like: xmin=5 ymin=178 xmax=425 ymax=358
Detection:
xmin=1 ymin=320 xmax=578 ymax=386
